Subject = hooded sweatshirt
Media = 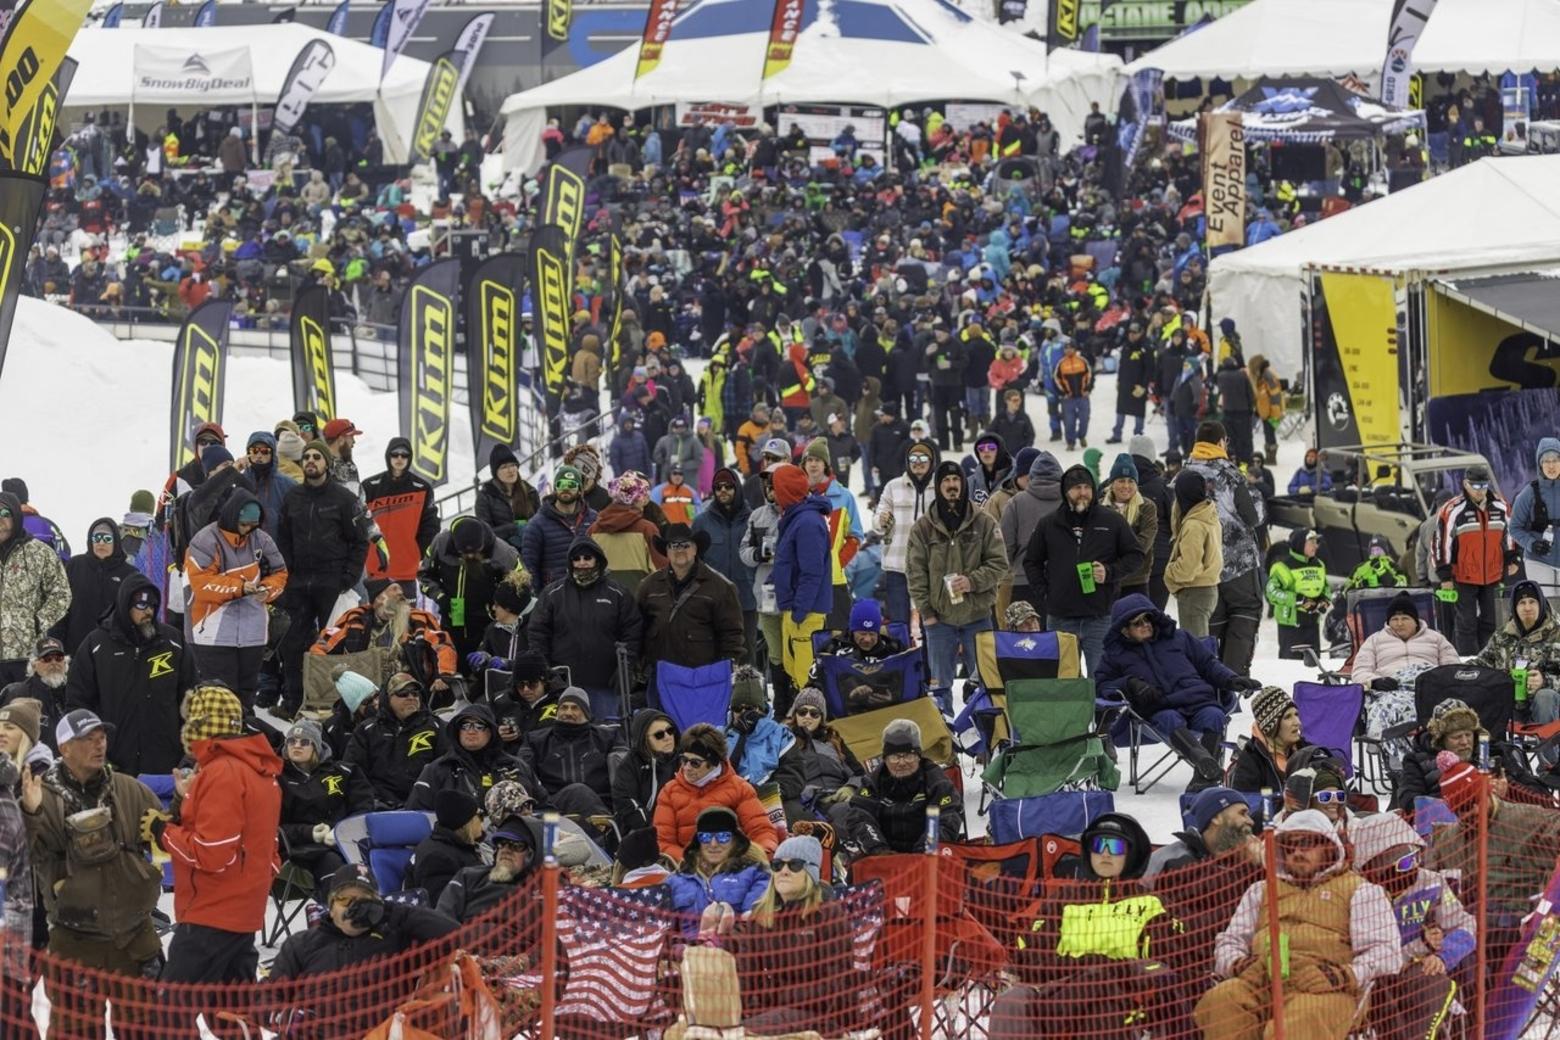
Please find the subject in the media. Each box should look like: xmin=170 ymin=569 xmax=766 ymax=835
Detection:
xmin=183 ymin=489 xmax=288 ymax=648
xmin=999 ymin=451 xmax=1062 ymax=589
xmin=875 ymin=441 xmax=941 ymax=573
xmin=1474 ymin=579 xmax=1560 ymax=675
xmin=0 ymin=491 xmax=70 ymax=661
xmin=243 ymin=431 xmax=296 ymax=537
xmin=1512 ymin=437 xmax=1560 ymax=568
xmin=51 ymin=518 xmax=138 ymax=652
xmin=962 ymin=431 xmax=1013 ymax=506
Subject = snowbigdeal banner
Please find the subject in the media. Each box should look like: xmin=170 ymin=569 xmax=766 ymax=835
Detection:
xmin=169 ymin=300 xmax=233 ymax=472
xmin=9 ymin=56 xmax=74 ymax=176
xmin=634 ymin=0 xmax=677 ymax=79
xmin=0 ymin=0 xmax=93 ymax=165
xmin=273 ymin=40 xmax=335 ymax=133
xmin=1202 ymin=111 xmax=1245 ymax=251
xmin=1309 ymin=270 xmax=1404 ymax=451
xmin=1381 ymin=0 xmax=1439 ymax=109
xmin=397 ymin=259 xmax=459 ymax=485
xmin=761 ymin=0 xmax=801 ymax=80
xmin=465 ymin=253 xmax=526 ymax=468
xmin=539 ymin=147 xmax=589 ymax=247
xmin=410 ymin=50 xmax=463 ymax=162
xmin=380 ymin=0 xmax=433 ymax=82
xmin=289 ymin=285 xmax=336 ymax=421
xmin=0 ymin=171 xmax=45 ymax=382
xmin=132 ymin=44 xmax=254 ymax=105
xmin=528 ymin=224 xmax=572 ymax=410
xmin=452 ymin=12 xmax=493 ymax=97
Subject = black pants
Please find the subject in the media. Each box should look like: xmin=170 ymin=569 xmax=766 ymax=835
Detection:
xmin=1276 ymin=616 xmax=1321 ymax=660
xmin=930 ymin=384 xmax=963 ymax=451
xmin=1453 ymin=581 xmax=1499 ymax=655
xmin=1148 ymin=562 xmax=1170 ymax=610
xmin=161 ymin=923 xmax=257 ymax=984
xmin=1225 ymin=410 xmax=1254 ymax=464
xmin=191 ymin=644 xmax=265 ymax=711
xmin=1209 ymin=569 xmax=1262 ymax=676
xmin=280 ymin=585 xmax=346 ymax=713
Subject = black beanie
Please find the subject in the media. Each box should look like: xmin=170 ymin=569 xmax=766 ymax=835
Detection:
xmin=490 ymin=443 xmax=520 ymax=474
xmin=452 ymin=518 xmax=487 ymax=554
xmin=493 ymin=580 xmax=528 ymax=615
xmin=1173 ymin=469 xmax=1207 ymax=516
xmin=616 ymin=827 xmax=661 ymax=872
xmin=435 ymin=788 xmax=480 ymax=830
xmin=1386 ymin=592 xmax=1419 ymax=625
xmin=1 ymin=477 xmax=28 ymax=503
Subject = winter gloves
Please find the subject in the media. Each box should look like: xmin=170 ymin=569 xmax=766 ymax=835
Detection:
xmin=1371 ymin=677 xmax=1400 ymax=692
xmin=313 ymin=823 xmax=334 ymax=844
xmin=140 ymin=808 xmax=172 ymax=849
xmin=1227 ymin=676 xmax=1262 ymax=694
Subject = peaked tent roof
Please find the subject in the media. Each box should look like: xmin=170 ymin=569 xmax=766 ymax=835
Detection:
xmin=66 ymin=24 xmax=463 ymax=164
xmin=1207 ymin=156 xmax=1560 ymax=380
xmin=500 ymin=0 xmax=1122 ymax=171
xmin=1167 ymin=79 xmax=1425 ymax=143
xmin=1127 ymin=0 xmax=1560 ymax=80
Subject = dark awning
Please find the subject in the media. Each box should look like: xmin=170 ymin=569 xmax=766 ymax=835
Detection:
xmin=1430 ymin=272 xmax=1560 ymax=342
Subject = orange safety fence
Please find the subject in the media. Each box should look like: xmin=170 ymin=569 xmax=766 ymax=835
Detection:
xmin=7 ymin=777 xmax=1560 ymax=1039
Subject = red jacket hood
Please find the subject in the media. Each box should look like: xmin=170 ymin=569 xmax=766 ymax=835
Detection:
xmin=592 ymin=502 xmax=657 ymax=534
xmin=194 ymin=731 xmax=283 ymax=778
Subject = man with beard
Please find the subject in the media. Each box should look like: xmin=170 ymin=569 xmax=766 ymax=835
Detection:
xmin=310 ymin=581 xmax=459 ymax=691
xmin=52 ymin=518 xmax=139 ymax=654
xmin=322 ymin=417 xmax=366 ymax=498
xmin=527 ymin=537 xmax=642 ymax=720
xmin=874 ymin=441 xmax=938 ymax=626
xmin=419 ymin=518 xmax=522 ymax=661
xmin=1144 ymin=786 xmax=1259 ymax=880
xmin=0 ymin=490 xmax=70 ymax=686
xmin=242 ymin=431 xmax=296 ymax=538
xmin=276 ymin=440 xmax=370 ymax=717
xmin=345 ymin=672 xmax=448 ymax=808
xmin=406 ymin=702 xmax=532 ymax=811
xmin=436 ymin=814 xmax=545 ymax=923
xmin=66 ymin=576 xmax=197 ymax=775
xmin=1023 ymin=465 xmax=1144 ymax=676
xmin=362 ymin=438 xmax=440 ymax=597
xmin=521 ymin=464 xmax=598 ymax=588
xmin=518 ymin=687 xmax=621 ymax=816
xmin=1 ymin=637 xmax=70 ymax=752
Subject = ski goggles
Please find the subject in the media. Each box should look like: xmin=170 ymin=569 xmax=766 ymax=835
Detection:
xmin=1090 ymin=834 xmax=1129 ymax=857
xmin=697 ymin=831 xmax=734 ymax=845
xmin=1394 ymin=851 xmax=1420 ymax=873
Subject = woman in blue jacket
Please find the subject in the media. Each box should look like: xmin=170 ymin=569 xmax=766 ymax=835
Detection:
xmin=664 ymin=805 xmax=774 ymax=923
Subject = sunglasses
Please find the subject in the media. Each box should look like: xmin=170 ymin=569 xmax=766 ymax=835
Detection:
xmin=1127 ymin=615 xmax=1154 ymax=627
xmin=697 ymin=831 xmax=734 ymax=845
xmin=38 ymin=652 xmax=65 ymax=662
xmin=494 ymin=838 xmax=531 ymax=853
xmin=1392 ymin=850 xmax=1420 ymax=873
xmin=196 ymin=437 xmax=222 ymax=448
xmin=1312 ymin=790 xmax=1348 ymax=805
xmin=794 ymin=707 xmax=822 ymax=718
xmin=248 ymin=446 xmax=273 ymax=456
xmin=908 ymin=454 xmax=932 ymax=464
xmin=774 ymin=858 xmax=810 ymax=874
xmin=714 ymin=483 xmax=736 ymax=492
xmin=649 ymin=727 xmax=675 ymax=740
xmin=389 ymin=686 xmax=421 ymax=699
xmin=90 ymin=533 xmax=115 ymax=544
xmin=666 ymin=541 xmax=694 ymax=551
xmin=458 ymin=720 xmax=490 ymax=732
xmin=302 ymin=453 xmax=327 ymax=463
xmin=388 ymin=450 xmax=410 ymax=459
xmin=285 ymin=737 xmax=316 ymax=747
xmin=681 ymin=754 xmax=709 ymax=768
xmin=1090 ymin=835 xmax=1128 ymax=857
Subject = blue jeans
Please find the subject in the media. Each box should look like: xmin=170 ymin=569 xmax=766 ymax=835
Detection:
xmin=882 ymin=570 xmax=913 ymax=628
xmin=1060 ymin=397 xmax=1090 ymax=444
xmin=924 ymin=617 xmax=992 ymax=711
xmin=1173 ymin=414 xmax=1198 ymax=454
xmin=1047 ymin=615 xmax=1110 ymax=677
xmin=1148 ymin=703 xmax=1228 ymax=740
xmin=1111 ymin=411 xmax=1145 ymax=439
xmin=964 ymin=386 xmax=991 ymax=425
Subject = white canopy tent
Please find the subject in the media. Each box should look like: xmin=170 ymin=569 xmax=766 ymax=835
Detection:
xmin=1126 ymin=0 xmax=1560 ymax=80
xmin=1208 ymin=155 xmax=1560 ymax=380
xmin=66 ymin=24 xmax=463 ymax=165
xmin=499 ymin=0 xmax=1122 ymax=173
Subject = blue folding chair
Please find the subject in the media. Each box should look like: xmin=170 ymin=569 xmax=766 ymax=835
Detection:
xmin=655 ymin=659 xmax=734 ymax=733
xmin=360 ymin=811 xmax=433 ymax=896
xmin=812 ymin=645 xmax=925 ymax=720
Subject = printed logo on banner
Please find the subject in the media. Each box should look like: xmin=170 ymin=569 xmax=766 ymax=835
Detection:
xmin=175 ymin=321 xmax=224 ymax=468
xmin=1054 ymin=0 xmax=1079 ymax=39
xmin=543 ymin=168 xmax=585 ymax=241
xmin=1326 ymin=392 xmax=1351 ymax=430
xmin=182 ymin=53 xmax=210 ymax=74
xmin=408 ymin=285 xmax=453 ymax=481
xmin=299 ymin=314 xmax=335 ymax=418
xmin=16 ymin=80 xmax=58 ymax=175
xmin=411 ymin=55 xmax=460 ymax=160
xmin=478 ymin=279 xmax=517 ymax=443
xmin=536 ymin=247 xmax=569 ymax=395
xmin=546 ymin=0 xmax=570 ymax=40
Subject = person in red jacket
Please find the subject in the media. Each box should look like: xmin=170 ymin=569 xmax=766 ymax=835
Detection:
xmin=147 ymin=682 xmax=282 ymax=988
xmin=653 ymin=723 xmax=779 ymax=860
xmin=362 ymin=437 xmax=440 ymax=596
xmin=1433 ymin=464 xmax=1520 ymax=653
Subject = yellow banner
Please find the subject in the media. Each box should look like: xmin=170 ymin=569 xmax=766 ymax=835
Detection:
xmin=411 ymin=55 xmax=460 ymax=162
xmin=407 ymin=284 xmax=453 ymax=482
xmin=1427 ymin=290 xmax=1560 ymax=396
xmin=0 ymin=0 xmax=93 ymax=165
xmin=761 ymin=0 xmax=802 ymax=80
xmin=1319 ymin=271 xmax=1401 ymax=448
xmin=1203 ymin=112 xmax=1246 ymax=251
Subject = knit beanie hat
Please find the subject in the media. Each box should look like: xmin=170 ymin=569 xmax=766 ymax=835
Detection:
xmin=492 ymin=575 xmax=529 ymax=616
xmin=276 ymin=428 xmax=306 ymax=462
xmin=771 ymin=463 xmax=810 ymax=509
xmin=882 ymin=718 xmax=922 ymax=756
xmin=849 ymin=598 xmax=883 ymax=634
xmin=1251 ymin=686 xmax=1295 ymax=738
xmin=772 ymin=835 xmax=824 ymax=883
xmin=1128 ymin=435 xmax=1157 ymax=461
xmin=1108 ymin=453 xmax=1139 ymax=483
xmin=303 ymin=438 xmax=331 ymax=460
xmin=181 ymin=683 xmax=244 ymax=746
xmin=1437 ymin=751 xmax=1480 ymax=809
xmin=334 ymin=669 xmax=378 ymax=714
xmin=565 ymin=444 xmax=602 ymax=485
xmin=490 ymin=443 xmax=520 ymax=473
xmin=730 ymin=665 xmax=767 ymax=711
xmin=1011 ymin=447 xmax=1040 ymax=481
xmin=201 ymin=444 xmax=234 ymax=474
xmin=1386 ymin=592 xmax=1420 ymax=624
xmin=616 ymin=827 xmax=662 ymax=872
xmin=0 ymin=697 xmax=42 ymax=745
xmin=452 ymin=518 xmax=488 ymax=554
xmin=435 ymin=788 xmax=481 ymax=830
xmin=609 ymin=471 xmax=652 ymax=507
xmin=511 ymin=651 xmax=549 ymax=684
xmin=553 ymin=464 xmax=584 ymax=489
xmin=285 ymin=718 xmax=325 ymax=759
xmin=128 ymin=489 xmax=156 ymax=515
xmin=558 ymin=687 xmax=593 ymax=719
xmin=804 ymin=437 xmax=832 ymax=472
xmin=791 ymin=687 xmax=828 ymax=720
xmin=1189 ymin=786 xmax=1244 ymax=833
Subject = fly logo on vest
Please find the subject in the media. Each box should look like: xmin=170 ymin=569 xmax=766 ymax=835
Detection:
xmin=324 ymin=774 xmax=344 ymax=796
xmin=407 ymin=730 xmax=437 ymax=756
xmin=147 ymin=651 xmax=174 ymax=678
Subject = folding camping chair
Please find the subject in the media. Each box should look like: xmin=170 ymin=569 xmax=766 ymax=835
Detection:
xmin=1292 ymin=680 xmax=1366 ymax=784
xmin=831 ymin=697 xmax=966 ymax=819
xmin=1340 ymin=587 xmax=1439 ymax=674
xmin=811 ymin=640 xmax=923 ymax=720
xmin=964 ymin=629 xmax=1084 ymax=758
xmin=1412 ymin=664 xmax=1560 ymax=764
xmin=654 ymin=659 xmax=734 ymax=732
xmin=984 ymin=678 xmax=1119 ymax=840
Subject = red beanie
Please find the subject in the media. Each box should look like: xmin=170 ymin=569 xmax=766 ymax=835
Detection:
xmin=771 ymin=463 xmax=809 ymax=509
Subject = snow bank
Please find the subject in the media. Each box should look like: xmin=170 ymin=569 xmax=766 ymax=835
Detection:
xmin=3 ymin=297 xmax=477 ymax=541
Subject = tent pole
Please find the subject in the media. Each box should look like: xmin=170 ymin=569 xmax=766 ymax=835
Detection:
xmin=252 ymin=98 xmax=260 ymax=166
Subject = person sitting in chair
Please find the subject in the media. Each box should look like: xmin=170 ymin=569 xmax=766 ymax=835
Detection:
xmin=806 ymin=599 xmax=907 ymax=713
xmin=1474 ymin=580 xmax=1560 ymax=727
xmin=725 ymin=666 xmax=798 ymax=790
xmin=830 ymin=719 xmax=961 ymax=861
xmin=1095 ymin=593 xmax=1260 ymax=790
xmin=1353 ymin=593 xmax=1461 ymax=768
xmin=780 ymin=687 xmax=864 ymax=825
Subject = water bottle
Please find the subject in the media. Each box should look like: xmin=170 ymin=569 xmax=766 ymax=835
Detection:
xmin=1478 ymin=734 xmax=1491 ymax=773
xmin=542 ymin=811 xmax=560 ymax=867
xmin=1260 ymin=787 xmax=1275 ymax=824
xmin=924 ymin=806 xmax=941 ymax=854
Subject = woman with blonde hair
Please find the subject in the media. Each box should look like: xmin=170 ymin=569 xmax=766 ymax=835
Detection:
xmin=0 ymin=699 xmax=41 ymax=772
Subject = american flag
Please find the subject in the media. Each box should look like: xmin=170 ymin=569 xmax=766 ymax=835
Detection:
xmin=837 ymin=880 xmax=886 ymax=972
xmin=554 ymin=885 xmax=671 ymax=1021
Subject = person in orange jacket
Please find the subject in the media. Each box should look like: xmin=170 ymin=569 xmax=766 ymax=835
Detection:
xmin=653 ymin=723 xmax=779 ymax=860
xmin=780 ymin=340 xmax=816 ymax=425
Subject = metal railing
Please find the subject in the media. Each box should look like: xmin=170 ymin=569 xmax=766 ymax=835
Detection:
xmin=431 ymin=409 xmax=616 ymax=521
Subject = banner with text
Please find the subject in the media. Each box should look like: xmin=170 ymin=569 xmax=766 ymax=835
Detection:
xmin=1202 ymin=111 xmax=1246 ymax=251
xmin=528 ymin=224 xmax=573 ymax=411
xmin=169 ymin=300 xmax=233 ymax=472
xmin=396 ymin=259 xmax=460 ymax=485
xmin=543 ymin=0 xmax=571 ymax=63
xmin=761 ymin=0 xmax=802 ymax=80
xmin=674 ymin=101 xmax=758 ymax=129
xmin=465 ymin=253 xmax=526 ymax=467
xmin=634 ymin=0 xmax=677 ymax=80
xmin=132 ymin=43 xmax=255 ymax=105
xmin=273 ymin=40 xmax=335 ymax=133
xmin=1310 ymin=270 xmax=1403 ymax=451
xmin=409 ymin=50 xmax=463 ymax=162
xmin=607 ymin=232 xmax=624 ymax=368
xmin=1381 ymin=0 xmax=1439 ymax=109
xmin=10 ymin=56 xmax=75 ymax=176
xmin=452 ymin=12 xmax=493 ymax=97
xmin=0 ymin=0 xmax=93 ymax=165
xmin=380 ymin=0 xmax=433 ymax=82
xmin=289 ymin=285 xmax=337 ymax=421
xmin=0 ymin=171 xmax=45 ymax=384
xmin=540 ymin=146 xmax=589 ymax=247
xmin=1048 ymin=0 xmax=1081 ymax=50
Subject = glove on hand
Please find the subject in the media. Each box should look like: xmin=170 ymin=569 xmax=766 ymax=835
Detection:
xmin=312 ymin=823 xmax=334 ymax=844
xmin=140 ymin=808 xmax=172 ymax=848
xmin=1371 ymin=677 xmax=1400 ymax=692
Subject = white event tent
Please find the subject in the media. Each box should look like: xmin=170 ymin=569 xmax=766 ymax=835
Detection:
xmin=1126 ymin=0 xmax=1560 ymax=81
xmin=1208 ymin=156 xmax=1560 ymax=381
xmin=500 ymin=0 xmax=1122 ymax=173
xmin=66 ymin=24 xmax=463 ymax=164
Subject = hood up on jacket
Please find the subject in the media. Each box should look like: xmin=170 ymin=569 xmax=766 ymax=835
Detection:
xmin=1350 ymin=810 xmax=1422 ymax=866
xmin=1536 ymin=437 xmax=1560 ymax=473
xmin=1104 ymin=593 xmax=1175 ymax=653
xmin=970 ymin=430 xmax=1012 ymax=475
xmin=1079 ymin=812 xmax=1153 ymax=880
xmin=385 ymin=436 xmax=414 ymax=470
xmin=566 ymin=534 xmax=609 ymax=572
xmin=82 ymin=516 xmax=127 ymax=565
xmin=629 ymin=708 xmax=677 ymax=760
xmin=1025 ymin=451 xmax=1063 ymax=502
xmin=217 ymin=488 xmax=263 ymax=535
xmin=0 ymin=492 xmax=29 ymax=552
xmin=1274 ymin=809 xmax=1347 ymax=883
xmin=445 ymin=702 xmax=508 ymax=769
xmin=109 ymin=571 xmax=161 ymax=643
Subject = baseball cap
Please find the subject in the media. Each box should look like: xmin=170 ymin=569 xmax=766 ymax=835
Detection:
xmin=327 ymin=863 xmax=378 ymax=898
xmin=762 ymin=438 xmax=792 ymax=460
xmin=1464 ymin=464 xmax=1491 ymax=484
xmin=322 ymin=418 xmax=362 ymax=440
xmin=57 ymin=709 xmax=114 ymax=747
xmin=33 ymin=636 xmax=65 ymax=660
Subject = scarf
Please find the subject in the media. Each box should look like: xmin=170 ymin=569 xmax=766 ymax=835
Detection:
xmin=1189 ymin=442 xmax=1227 ymax=463
xmin=687 ymin=762 xmax=724 ymax=789
xmin=936 ymin=496 xmax=968 ymax=532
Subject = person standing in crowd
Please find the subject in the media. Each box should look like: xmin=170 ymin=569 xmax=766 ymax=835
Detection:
xmin=1102 ymin=454 xmax=1158 ymax=601
xmin=183 ymin=490 xmax=288 ymax=707
xmin=0 ymin=490 xmax=70 ymax=686
xmin=1512 ymin=438 xmax=1560 ymax=594
xmin=51 ymin=518 xmax=136 ymax=655
xmin=1433 ymin=463 xmax=1518 ymax=654
xmin=695 ymin=468 xmax=757 ymax=666
xmin=1267 ymin=528 xmax=1329 ymax=660
xmin=1 ymin=638 xmax=68 ymax=752
xmin=1053 ymin=340 xmax=1092 ymax=451
xmin=321 ymin=418 xmax=366 ymax=498
xmin=1249 ymin=355 xmax=1284 ymax=465
xmin=1185 ymin=422 xmax=1266 ymax=675
xmin=907 ymin=462 xmax=1006 ymax=711
xmin=276 ymin=440 xmax=369 ymax=718
xmin=362 ymin=437 xmax=441 ymax=596
xmin=1024 ymin=464 xmax=1144 ymax=675
xmin=1215 ymin=354 xmax=1258 ymax=464
xmin=1000 ymin=450 xmax=1063 ymax=623
xmin=19 ymin=710 xmax=166 ymax=1035
xmin=771 ymin=463 xmax=833 ymax=698
xmin=418 ymin=517 xmax=521 ymax=661
xmin=521 ymin=464 xmax=598 ymax=589
xmin=1107 ymin=321 xmax=1153 ymax=444
xmin=638 ymin=523 xmax=746 ymax=689
xmin=1165 ymin=470 xmax=1223 ymax=638
xmin=240 ymin=432 xmax=295 ymax=539
xmin=589 ymin=472 xmax=666 ymax=593
xmin=875 ymin=442 xmax=939 ymax=626
xmin=527 ymin=536 xmax=642 ymax=715
xmin=924 ymin=319 xmax=966 ymax=452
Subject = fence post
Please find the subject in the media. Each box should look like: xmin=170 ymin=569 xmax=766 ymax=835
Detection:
xmin=1263 ymin=828 xmax=1285 ymax=1040
xmin=540 ymin=811 xmax=561 ymax=1040
xmin=1475 ymin=773 xmax=1490 ymax=1039
xmin=920 ymin=806 xmax=940 ymax=1040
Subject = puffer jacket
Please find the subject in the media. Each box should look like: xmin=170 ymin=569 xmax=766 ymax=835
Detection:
xmin=874 ymin=445 xmax=940 ymax=574
xmin=183 ymin=490 xmax=288 ymax=648
xmin=590 ymin=502 xmax=667 ymax=594
xmin=162 ymin=731 xmax=283 ymax=933
xmin=694 ymin=493 xmax=756 ymax=612
xmin=520 ymin=496 xmax=598 ymax=588
xmin=1095 ymin=594 xmax=1238 ymax=711
xmin=51 ymin=517 xmax=138 ymax=653
xmin=0 ymin=491 xmax=70 ymax=661
xmin=1474 ymin=580 xmax=1560 ymax=676
xmin=1184 ymin=445 xmax=1264 ymax=581
xmin=1351 ymin=620 xmax=1461 ymax=688
xmin=906 ymin=493 xmax=1007 ymax=627
xmin=1512 ymin=437 xmax=1560 ymax=569
xmin=1164 ymin=499 xmax=1222 ymax=593
xmin=725 ymin=714 xmax=797 ymax=788
xmin=1000 ymin=452 xmax=1062 ymax=589
xmin=774 ymin=495 xmax=834 ymax=620
xmin=664 ymin=856 xmax=772 ymax=917
xmin=653 ymin=764 xmax=779 ymax=859
xmin=611 ymin=708 xmax=679 ymax=834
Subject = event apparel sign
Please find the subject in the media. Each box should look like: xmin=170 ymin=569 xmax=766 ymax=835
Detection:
xmin=1202 ymin=111 xmax=1246 ymax=251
